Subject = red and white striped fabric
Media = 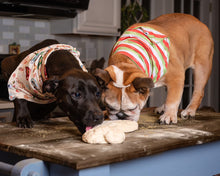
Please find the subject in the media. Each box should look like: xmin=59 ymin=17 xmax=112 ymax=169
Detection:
xmin=112 ymin=25 xmax=170 ymax=83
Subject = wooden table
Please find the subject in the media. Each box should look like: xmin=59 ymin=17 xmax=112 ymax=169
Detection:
xmin=0 ymin=108 xmax=220 ymax=176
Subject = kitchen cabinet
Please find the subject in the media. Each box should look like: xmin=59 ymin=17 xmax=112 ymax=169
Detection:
xmin=51 ymin=0 xmax=121 ymax=36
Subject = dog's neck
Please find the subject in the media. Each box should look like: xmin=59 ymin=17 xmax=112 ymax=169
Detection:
xmin=109 ymin=53 xmax=134 ymax=66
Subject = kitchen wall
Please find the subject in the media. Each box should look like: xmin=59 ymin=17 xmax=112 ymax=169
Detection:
xmin=0 ymin=17 xmax=116 ymax=68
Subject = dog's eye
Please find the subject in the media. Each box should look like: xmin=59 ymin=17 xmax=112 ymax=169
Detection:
xmin=72 ymin=92 xmax=81 ymax=99
xmin=95 ymin=91 xmax=101 ymax=98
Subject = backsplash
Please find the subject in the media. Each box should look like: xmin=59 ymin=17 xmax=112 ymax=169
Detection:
xmin=0 ymin=18 xmax=51 ymax=52
xmin=0 ymin=17 xmax=116 ymax=68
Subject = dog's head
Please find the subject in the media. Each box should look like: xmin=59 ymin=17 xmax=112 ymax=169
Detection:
xmin=94 ymin=65 xmax=154 ymax=122
xmin=43 ymin=69 xmax=104 ymax=134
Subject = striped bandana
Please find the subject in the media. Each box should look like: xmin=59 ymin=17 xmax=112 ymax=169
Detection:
xmin=8 ymin=44 xmax=87 ymax=104
xmin=112 ymin=25 xmax=170 ymax=83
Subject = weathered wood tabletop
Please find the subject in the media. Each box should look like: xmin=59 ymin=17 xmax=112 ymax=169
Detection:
xmin=0 ymin=108 xmax=220 ymax=170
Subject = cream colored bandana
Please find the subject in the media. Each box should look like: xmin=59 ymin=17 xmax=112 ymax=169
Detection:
xmin=8 ymin=44 xmax=87 ymax=104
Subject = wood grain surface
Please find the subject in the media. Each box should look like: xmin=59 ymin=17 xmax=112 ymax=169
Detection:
xmin=0 ymin=108 xmax=220 ymax=170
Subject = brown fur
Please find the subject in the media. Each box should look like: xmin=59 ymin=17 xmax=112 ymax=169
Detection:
xmin=95 ymin=13 xmax=213 ymax=124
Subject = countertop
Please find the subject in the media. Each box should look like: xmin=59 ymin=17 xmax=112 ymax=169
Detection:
xmin=0 ymin=108 xmax=220 ymax=170
xmin=0 ymin=100 xmax=14 ymax=109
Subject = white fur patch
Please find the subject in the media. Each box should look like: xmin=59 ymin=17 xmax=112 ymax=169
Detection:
xmin=107 ymin=65 xmax=142 ymax=121
xmin=112 ymin=66 xmax=130 ymax=88
xmin=121 ymin=88 xmax=136 ymax=110
xmin=111 ymin=66 xmax=136 ymax=110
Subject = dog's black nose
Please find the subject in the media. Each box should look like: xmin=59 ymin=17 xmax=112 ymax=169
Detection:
xmin=116 ymin=111 xmax=128 ymax=119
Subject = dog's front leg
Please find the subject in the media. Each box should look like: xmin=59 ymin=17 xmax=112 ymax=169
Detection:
xmin=159 ymin=72 xmax=185 ymax=124
xmin=13 ymin=98 xmax=33 ymax=128
xmin=155 ymin=104 xmax=165 ymax=114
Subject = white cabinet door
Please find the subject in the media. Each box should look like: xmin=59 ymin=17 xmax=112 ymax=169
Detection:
xmin=76 ymin=0 xmax=121 ymax=35
xmin=51 ymin=0 xmax=121 ymax=36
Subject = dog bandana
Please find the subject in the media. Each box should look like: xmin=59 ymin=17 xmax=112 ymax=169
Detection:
xmin=112 ymin=25 xmax=170 ymax=83
xmin=8 ymin=44 xmax=87 ymax=104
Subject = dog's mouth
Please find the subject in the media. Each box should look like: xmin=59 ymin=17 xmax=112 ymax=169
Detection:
xmin=71 ymin=119 xmax=100 ymax=134
xmin=69 ymin=111 xmax=104 ymax=133
xmin=107 ymin=105 xmax=140 ymax=120
xmin=84 ymin=106 xmax=140 ymax=131
xmin=86 ymin=126 xmax=93 ymax=131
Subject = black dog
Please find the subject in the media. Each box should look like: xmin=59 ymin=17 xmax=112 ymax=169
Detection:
xmin=2 ymin=39 xmax=103 ymax=134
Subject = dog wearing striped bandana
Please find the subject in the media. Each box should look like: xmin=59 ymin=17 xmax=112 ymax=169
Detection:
xmin=94 ymin=13 xmax=213 ymax=124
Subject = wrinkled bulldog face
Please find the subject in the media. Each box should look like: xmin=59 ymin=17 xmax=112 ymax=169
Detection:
xmin=103 ymin=83 xmax=150 ymax=121
xmin=94 ymin=66 xmax=154 ymax=121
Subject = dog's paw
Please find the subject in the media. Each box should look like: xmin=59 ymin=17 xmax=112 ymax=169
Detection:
xmin=181 ymin=108 xmax=196 ymax=119
xmin=159 ymin=112 xmax=177 ymax=125
xmin=17 ymin=116 xmax=34 ymax=128
xmin=154 ymin=104 xmax=165 ymax=115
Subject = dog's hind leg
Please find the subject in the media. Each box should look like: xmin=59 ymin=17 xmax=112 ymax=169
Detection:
xmin=181 ymin=43 xmax=213 ymax=119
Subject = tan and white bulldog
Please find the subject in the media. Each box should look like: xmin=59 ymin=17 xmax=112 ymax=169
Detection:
xmin=94 ymin=13 xmax=213 ymax=124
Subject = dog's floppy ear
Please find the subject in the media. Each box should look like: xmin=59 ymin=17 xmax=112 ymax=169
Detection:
xmin=93 ymin=68 xmax=111 ymax=89
xmin=89 ymin=57 xmax=105 ymax=74
xmin=132 ymin=77 xmax=154 ymax=94
xmin=43 ymin=80 xmax=59 ymax=93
